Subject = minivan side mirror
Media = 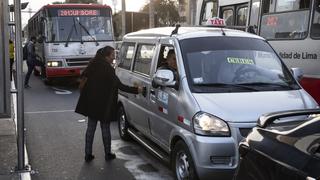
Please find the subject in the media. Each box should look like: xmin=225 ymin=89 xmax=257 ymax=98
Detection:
xmin=291 ymin=67 xmax=303 ymax=81
xmin=152 ymin=69 xmax=177 ymax=89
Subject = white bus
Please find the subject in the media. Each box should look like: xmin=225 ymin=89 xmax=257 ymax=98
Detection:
xmin=196 ymin=0 xmax=320 ymax=104
xmin=27 ymin=4 xmax=115 ymax=83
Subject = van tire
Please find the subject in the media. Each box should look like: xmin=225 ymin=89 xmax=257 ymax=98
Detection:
xmin=117 ymin=106 xmax=131 ymax=141
xmin=172 ymin=141 xmax=198 ymax=180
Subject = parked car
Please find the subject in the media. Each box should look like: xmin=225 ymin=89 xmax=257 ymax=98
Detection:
xmin=234 ymin=109 xmax=320 ymax=180
xmin=115 ymin=25 xmax=318 ymax=180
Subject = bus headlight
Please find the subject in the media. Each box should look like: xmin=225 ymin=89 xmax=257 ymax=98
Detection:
xmin=193 ymin=112 xmax=230 ymax=136
xmin=47 ymin=61 xmax=62 ymax=67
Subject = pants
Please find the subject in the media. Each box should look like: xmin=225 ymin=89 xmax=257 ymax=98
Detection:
xmin=10 ymin=58 xmax=14 ymax=81
xmin=85 ymin=117 xmax=111 ymax=155
xmin=24 ymin=60 xmax=44 ymax=85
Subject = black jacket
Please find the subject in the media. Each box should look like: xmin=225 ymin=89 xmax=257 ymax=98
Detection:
xmin=75 ymin=59 xmax=138 ymax=122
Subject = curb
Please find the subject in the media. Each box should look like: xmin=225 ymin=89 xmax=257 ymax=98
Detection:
xmin=12 ymin=81 xmax=31 ymax=180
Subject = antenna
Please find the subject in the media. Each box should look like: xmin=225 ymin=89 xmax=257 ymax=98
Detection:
xmin=220 ymin=28 xmax=226 ymax=36
xmin=170 ymin=24 xmax=181 ymax=37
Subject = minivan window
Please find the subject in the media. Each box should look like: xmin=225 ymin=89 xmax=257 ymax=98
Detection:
xmin=180 ymin=37 xmax=300 ymax=93
xmin=133 ymin=44 xmax=155 ymax=76
xmin=118 ymin=42 xmax=135 ymax=70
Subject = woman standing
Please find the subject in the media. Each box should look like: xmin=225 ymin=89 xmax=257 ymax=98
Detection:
xmin=75 ymin=46 xmax=143 ymax=162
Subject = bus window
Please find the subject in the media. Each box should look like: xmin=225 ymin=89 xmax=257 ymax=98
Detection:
xmin=237 ymin=6 xmax=248 ymax=26
xmin=249 ymin=0 xmax=260 ymax=29
xmin=311 ymin=0 xmax=320 ymax=38
xmin=222 ymin=9 xmax=234 ymax=26
xmin=260 ymin=0 xmax=311 ymax=40
xmin=200 ymin=0 xmax=218 ymax=25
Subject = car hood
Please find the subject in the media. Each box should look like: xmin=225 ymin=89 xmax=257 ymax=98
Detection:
xmin=192 ymin=90 xmax=317 ymax=123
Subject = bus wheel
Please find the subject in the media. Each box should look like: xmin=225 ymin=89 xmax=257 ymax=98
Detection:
xmin=44 ymin=78 xmax=53 ymax=86
xmin=172 ymin=141 xmax=198 ymax=180
xmin=117 ymin=106 xmax=131 ymax=141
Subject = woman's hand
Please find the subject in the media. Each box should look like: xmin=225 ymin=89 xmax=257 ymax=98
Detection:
xmin=137 ymin=86 xmax=144 ymax=94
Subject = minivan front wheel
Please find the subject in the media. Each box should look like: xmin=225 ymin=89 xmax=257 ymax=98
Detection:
xmin=172 ymin=141 xmax=198 ymax=180
xmin=117 ymin=106 xmax=131 ymax=141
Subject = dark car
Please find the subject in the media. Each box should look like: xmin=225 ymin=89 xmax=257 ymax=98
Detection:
xmin=234 ymin=109 xmax=320 ymax=180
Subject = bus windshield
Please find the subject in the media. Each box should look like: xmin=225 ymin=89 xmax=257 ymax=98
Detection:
xmin=46 ymin=8 xmax=113 ymax=42
xmin=180 ymin=37 xmax=300 ymax=93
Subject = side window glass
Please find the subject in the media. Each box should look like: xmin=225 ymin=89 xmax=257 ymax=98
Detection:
xmin=201 ymin=1 xmax=218 ymax=25
xmin=118 ymin=43 xmax=135 ymax=70
xmin=133 ymin=44 xmax=155 ymax=76
xmin=223 ymin=9 xmax=234 ymax=26
xmin=311 ymin=0 xmax=320 ymax=38
xmin=237 ymin=6 xmax=248 ymax=26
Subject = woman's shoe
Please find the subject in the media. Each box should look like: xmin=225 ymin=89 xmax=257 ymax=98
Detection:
xmin=85 ymin=154 xmax=95 ymax=162
xmin=105 ymin=153 xmax=116 ymax=161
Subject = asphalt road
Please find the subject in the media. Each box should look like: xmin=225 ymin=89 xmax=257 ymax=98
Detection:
xmin=24 ymin=73 xmax=174 ymax=180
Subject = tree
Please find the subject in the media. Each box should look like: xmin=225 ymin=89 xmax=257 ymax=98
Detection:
xmin=141 ymin=0 xmax=180 ymax=26
xmin=65 ymin=0 xmax=98 ymax=3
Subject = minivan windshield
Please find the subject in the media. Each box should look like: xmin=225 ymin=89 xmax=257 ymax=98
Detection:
xmin=180 ymin=37 xmax=300 ymax=93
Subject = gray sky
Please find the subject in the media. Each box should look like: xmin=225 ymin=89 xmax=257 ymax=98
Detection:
xmin=14 ymin=0 xmax=148 ymax=27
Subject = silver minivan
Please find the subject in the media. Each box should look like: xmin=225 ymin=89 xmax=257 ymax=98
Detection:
xmin=115 ymin=26 xmax=318 ymax=180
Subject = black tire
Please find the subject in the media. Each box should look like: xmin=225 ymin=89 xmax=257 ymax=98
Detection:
xmin=117 ymin=106 xmax=131 ymax=141
xmin=44 ymin=78 xmax=53 ymax=86
xmin=172 ymin=141 xmax=198 ymax=180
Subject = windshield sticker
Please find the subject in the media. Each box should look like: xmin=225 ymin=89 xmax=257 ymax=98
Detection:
xmin=157 ymin=90 xmax=169 ymax=105
xmin=227 ymin=57 xmax=254 ymax=65
xmin=193 ymin=77 xmax=203 ymax=84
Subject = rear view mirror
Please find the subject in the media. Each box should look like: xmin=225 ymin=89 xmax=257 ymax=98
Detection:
xmin=291 ymin=67 xmax=303 ymax=81
xmin=152 ymin=69 xmax=177 ymax=88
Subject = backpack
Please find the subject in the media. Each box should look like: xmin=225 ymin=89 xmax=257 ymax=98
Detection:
xmin=22 ymin=43 xmax=28 ymax=60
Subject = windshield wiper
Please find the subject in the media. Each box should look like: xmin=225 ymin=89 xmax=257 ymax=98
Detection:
xmin=65 ymin=18 xmax=77 ymax=47
xmin=194 ymin=83 xmax=261 ymax=91
xmin=76 ymin=19 xmax=99 ymax=46
xmin=238 ymin=82 xmax=297 ymax=89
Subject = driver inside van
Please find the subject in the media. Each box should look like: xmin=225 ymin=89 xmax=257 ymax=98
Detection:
xmin=159 ymin=49 xmax=177 ymax=71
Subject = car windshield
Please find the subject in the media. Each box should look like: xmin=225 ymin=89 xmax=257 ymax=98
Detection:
xmin=180 ymin=37 xmax=300 ymax=93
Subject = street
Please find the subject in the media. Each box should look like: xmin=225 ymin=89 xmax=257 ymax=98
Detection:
xmin=24 ymin=74 xmax=174 ymax=180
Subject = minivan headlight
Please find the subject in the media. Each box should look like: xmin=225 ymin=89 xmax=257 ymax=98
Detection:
xmin=193 ymin=112 xmax=230 ymax=136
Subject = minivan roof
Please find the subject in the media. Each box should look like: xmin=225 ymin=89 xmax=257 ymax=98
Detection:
xmin=123 ymin=26 xmax=264 ymax=41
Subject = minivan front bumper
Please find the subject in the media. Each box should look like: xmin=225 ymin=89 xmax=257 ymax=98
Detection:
xmin=186 ymin=134 xmax=237 ymax=180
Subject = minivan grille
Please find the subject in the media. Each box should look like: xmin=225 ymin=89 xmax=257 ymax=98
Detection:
xmin=66 ymin=58 xmax=90 ymax=67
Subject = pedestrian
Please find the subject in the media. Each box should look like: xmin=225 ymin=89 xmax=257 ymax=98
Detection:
xmin=75 ymin=46 xmax=144 ymax=162
xmin=9 ymin=40 xmax=14 ymax=81
xmin=24 ymin=36 xmax=44 ymax=88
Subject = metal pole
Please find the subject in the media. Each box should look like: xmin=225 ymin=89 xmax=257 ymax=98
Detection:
xmin=149 ymin=0 xmax=154 ymax=28
xmin=14 ymin=0 xmax=25 ymax=170
xmin=121 ymin=0 xmax=126 ymax=37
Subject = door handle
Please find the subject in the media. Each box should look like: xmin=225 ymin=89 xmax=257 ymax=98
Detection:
xmin=149 ymin=89 xmax=156 ymax=103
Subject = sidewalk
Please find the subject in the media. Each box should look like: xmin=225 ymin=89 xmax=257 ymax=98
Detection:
xmin=0 ymin=81 xmax=31 ymax=180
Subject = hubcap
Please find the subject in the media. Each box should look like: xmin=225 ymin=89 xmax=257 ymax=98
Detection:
xmin=119 ymin=111 xmax=126 ymax=135
xmin=176 ymin=152 xmax=190 ymax=180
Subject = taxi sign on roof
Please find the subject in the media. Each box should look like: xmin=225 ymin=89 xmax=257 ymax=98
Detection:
xmin=206 ymin=17 xmax=226 ymax=27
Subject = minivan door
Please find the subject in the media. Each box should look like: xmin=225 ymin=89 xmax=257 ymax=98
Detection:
xmin=128 ymin=43 xmax=156 ymax=135
xmin=148 ymin=44 xmax=180 ymax=147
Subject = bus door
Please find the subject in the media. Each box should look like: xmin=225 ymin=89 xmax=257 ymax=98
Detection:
xmin=220 ymin=2 xmax=249 ymax=30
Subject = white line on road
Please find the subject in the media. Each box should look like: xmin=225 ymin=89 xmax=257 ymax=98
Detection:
xmin=25 ymin=110 xmax=75 ymax=114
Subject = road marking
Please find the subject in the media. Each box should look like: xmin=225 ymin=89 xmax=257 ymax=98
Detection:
xmin=25 ymin=110 xmax=75 ymax=114
xmin=112 ymin=140 xmax=173 ymax=180
xmin=51 ymin=87 xmax=72 ymax=95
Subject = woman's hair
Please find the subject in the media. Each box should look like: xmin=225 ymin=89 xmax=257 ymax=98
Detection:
xmin=94 ymin=45 xmax=115 ymax=60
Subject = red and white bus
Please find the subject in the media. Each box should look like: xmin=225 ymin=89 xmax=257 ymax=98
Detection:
xmin=196 ymin=0 xmax=320 ymax=104
xmin=27 ymin=4 xmax=115 ymax=83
